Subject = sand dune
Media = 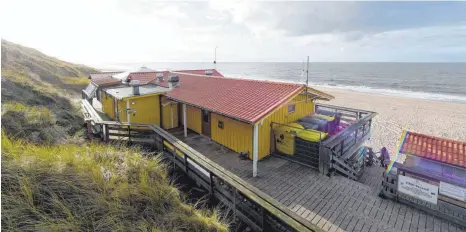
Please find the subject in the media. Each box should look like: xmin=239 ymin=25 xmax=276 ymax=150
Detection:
xmin=317 ymin=87 xmax=466 ymax=160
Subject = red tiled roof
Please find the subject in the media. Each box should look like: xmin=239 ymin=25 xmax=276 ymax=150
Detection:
xmin=89 ymin=71 xmax=123 ymax=79
xmin=401 ymin=131 xmax=466 ymax=168
xmin=164 ymin=73 xmax=304 ymax=123
xmin=91 ymin=77 xmax=121 ymax=86
xmin=175 ymin=69 xmax=223 ymax=77
xmin=127 ymin=72 xmax=168 ymax=85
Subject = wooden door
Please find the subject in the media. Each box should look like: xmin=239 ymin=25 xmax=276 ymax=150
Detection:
xmin=201 ymin=110 xmax=211 ymax=137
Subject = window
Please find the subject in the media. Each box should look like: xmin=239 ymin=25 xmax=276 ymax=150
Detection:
xmin=288 ymin=104 xmax=296 ymax=114
xmin=218 ymin=120 xmax=224 ymax=129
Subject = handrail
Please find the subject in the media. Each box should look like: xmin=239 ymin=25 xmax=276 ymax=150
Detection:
xmin=315 ymin=103 xmax=375 ymax=115
xmin=99 ymin=121 xmax=322 ymax=232
xmin=321 ymin=111 xmax=377 ymax=148
xmin=81 ymin=99 xmax=103 ymax=122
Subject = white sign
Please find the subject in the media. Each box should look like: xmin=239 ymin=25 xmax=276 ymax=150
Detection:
xmin=439 ymin=182 xmax=466 ymax=202
xmin=398 ymin=175 xmax=438 ymax=205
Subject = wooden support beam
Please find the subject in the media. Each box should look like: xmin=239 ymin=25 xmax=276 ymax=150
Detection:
xmin=253 ymin=123 xmax=259 ymax=177
xmin=183 ymin=104 xmax=187 ymax=137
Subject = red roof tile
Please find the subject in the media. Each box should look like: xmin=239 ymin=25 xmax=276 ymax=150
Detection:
xmin=89 ymin=71 xmax=123 ymax=79
xmin=175 ymin=69 xmax=223 ymax=77
xmin=401 ymin=131 xmax=466 ymax=168
xmin=91 ymin=77 xmax=121 ymax=86
xmin=127 ymin=72 xmax=168 ymax=85
xmin=164 ymin=73 xmax=304 ymax=123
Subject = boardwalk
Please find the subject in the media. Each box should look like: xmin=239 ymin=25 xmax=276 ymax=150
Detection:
xmin=172 ymin=130 xmax=465 ymax=232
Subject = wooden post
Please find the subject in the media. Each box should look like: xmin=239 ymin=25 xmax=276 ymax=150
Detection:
xmin=87 ymin=121 xmax=93 ymax=140
xmin=128 ymin=125 xmax=131 ymax=143
xmin=183 ymin=104 xmax=187 ymax=137
xmin=253 ymin=123 xmax=259 ymax=177
xmin=105 ymin=125 xmax=109 ymax=142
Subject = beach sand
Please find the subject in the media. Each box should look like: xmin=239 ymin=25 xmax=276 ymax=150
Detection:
xmin=316 ymin=87 xmax=466 ymax=160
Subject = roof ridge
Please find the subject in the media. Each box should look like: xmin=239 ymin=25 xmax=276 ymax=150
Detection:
xmin=407 ymin=131 xmax=466 ymax=144
xmin=176 ymin=69 xmax=218 ymax=71
xmin=171 ymin=72 xmax=303 ymax=87
xmin=90 ymin=71 xmax=123 ymax=74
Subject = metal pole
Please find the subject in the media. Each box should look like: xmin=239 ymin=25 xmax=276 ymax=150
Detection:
xmin=214 ymin=46 xmax=218 ymax=69
xmin=306 ymin=56 xmax=309 ymax=102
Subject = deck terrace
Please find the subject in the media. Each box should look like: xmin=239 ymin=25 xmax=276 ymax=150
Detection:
xmin=171 ymin=129 xmax=465 ymax=232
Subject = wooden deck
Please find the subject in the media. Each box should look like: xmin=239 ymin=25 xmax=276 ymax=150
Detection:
xmin=171 ymin=130 xmax=465 ymax=232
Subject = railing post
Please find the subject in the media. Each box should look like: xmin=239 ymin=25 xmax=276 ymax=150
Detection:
xmin=105 ymin=125 xmax=109 ymax=142
xmin=128 ymin=125 xmax=131 ymax=143
xmin=100 ymin=124 xmax=104 ymax=141
xmin=209 ymin=174 xmax=214 ymax=196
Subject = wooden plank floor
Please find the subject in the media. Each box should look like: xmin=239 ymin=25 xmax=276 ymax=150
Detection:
xmin=172 ymin=130 xmax=465 ymax=232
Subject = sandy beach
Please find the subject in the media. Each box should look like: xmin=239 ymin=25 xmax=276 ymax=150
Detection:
xmin=316 ymin=87 xmax=466 ymax=160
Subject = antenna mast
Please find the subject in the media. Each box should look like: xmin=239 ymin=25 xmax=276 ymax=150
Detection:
xmin=214 ymin=46 xmax=218 ymax=69
xmin=306 ymin=56 xmax=309 ymax=102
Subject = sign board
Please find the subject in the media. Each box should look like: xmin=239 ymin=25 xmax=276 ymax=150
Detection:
xmin=398 ymin=175 xmax=438 ymax=204
xmin=439 ymin=182 xmax=466 ymax=202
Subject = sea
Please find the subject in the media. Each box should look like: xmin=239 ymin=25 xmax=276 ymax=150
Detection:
xmin=100 ymin=62 xmax=466 ymax=104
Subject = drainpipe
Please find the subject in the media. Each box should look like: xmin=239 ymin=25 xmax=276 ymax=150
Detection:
xmin=170 ymin=104 xmax=174 ymax=128
xmin=253 ymin=123 xmax=259 ymax=177
xmin=183 ymin=104 xmax=187 ymax=137
xmin=126 ymin=100 xmax=130 ymax=123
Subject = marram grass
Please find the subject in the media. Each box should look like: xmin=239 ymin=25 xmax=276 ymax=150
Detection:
xmin=2 ymin=102 xmax=56 ymax=125
xmin=1 ymin=133 xmax=229 ymax=232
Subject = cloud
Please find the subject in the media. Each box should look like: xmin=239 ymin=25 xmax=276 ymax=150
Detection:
xmin=2 ymin=0 xmax=465 ymax=64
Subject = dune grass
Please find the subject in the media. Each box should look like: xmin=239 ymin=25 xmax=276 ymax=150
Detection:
xmin=1 ymin=133 xmax=229 ymax=232
xmin=2 ymin=102 xmax=56 ymax=125
xmin=60 ymin=76 xmax=90 ymax=85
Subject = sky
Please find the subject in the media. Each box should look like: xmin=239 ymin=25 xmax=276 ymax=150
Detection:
xmin=2 ymin=0 xmax=466 ymax=66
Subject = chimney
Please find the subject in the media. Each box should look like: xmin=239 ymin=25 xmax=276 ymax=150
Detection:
xmin=205 ymin=69 xmax=213 ymax=75
xmin=168 ymin=75 xmax=179 ymax=89
xmin=156 ymin=72 xmax=164 ymax=82
xmin=130 ymin=80 xmax=141 ymax=95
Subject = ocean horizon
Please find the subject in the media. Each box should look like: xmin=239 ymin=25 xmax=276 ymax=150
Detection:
xmin=98 ymin=62 xmax=466 ymax=104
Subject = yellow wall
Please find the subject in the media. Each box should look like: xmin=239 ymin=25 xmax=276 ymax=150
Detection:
xmin=257 ymin=94 xmax=314 ymax=159
xmin=126 ymin=95 xmax=161 ymax=125
xmin=101 ymin=92 xmax=115 ymax=120
xmin=162 ymin=96 xmax=179 ymax=129
xmin=211 ymin=113 xmax=253 ymax=157
xmin=117 ymin=100 xmax=127 ymax=123
xmin=181 ymin=105 xmax=202 ymax=134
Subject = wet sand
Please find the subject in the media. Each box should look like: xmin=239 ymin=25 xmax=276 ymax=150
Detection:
xmin=316 ymin=87 xmax=466 ymax=160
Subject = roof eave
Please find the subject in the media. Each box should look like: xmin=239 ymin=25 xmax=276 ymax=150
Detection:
xmin=165 ymin=97 xmax=254 ymax=124
xmin=305 ymin=87 xmax=335 ymax=101
xmin=250 ymin=86 xmax=305 ymax=124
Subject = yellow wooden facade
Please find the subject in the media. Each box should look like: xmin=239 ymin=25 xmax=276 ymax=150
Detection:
xmin=101 ymin=92 xmax=115 ymax=120
xmin=117 ymin=100 xmax=127 ymax=122
xmin=181 ymin=105 xmax=202 ymax=134
xmin=161 ymin=96 xmax=179 ymax=130
xmin=257 ymin=94 xmax=315 ymax=159
xmin=100 ymin=91 xmax=163 ymax=126
xmin=126 ymin=95 xmax=161 ymax=125
xmin=211 ymin=113 xmax=253 ymax=155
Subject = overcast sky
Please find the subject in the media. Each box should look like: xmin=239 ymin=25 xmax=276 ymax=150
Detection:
xmin=2 ymin=0 xmax=466 ymax=65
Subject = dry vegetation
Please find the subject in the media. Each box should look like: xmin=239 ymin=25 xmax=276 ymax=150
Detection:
xmin=1 ymin=134 xmax=228 ymax=231
xmin=1 ymin=39 xmax=229 ymax=231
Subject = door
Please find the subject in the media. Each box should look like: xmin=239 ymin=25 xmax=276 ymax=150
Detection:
xmin=202 ymin=110 xmax=211 ymax=137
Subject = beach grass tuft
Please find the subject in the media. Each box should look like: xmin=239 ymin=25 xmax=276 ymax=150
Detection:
xmin=1 ymin=133 xmax=229 ymax=232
